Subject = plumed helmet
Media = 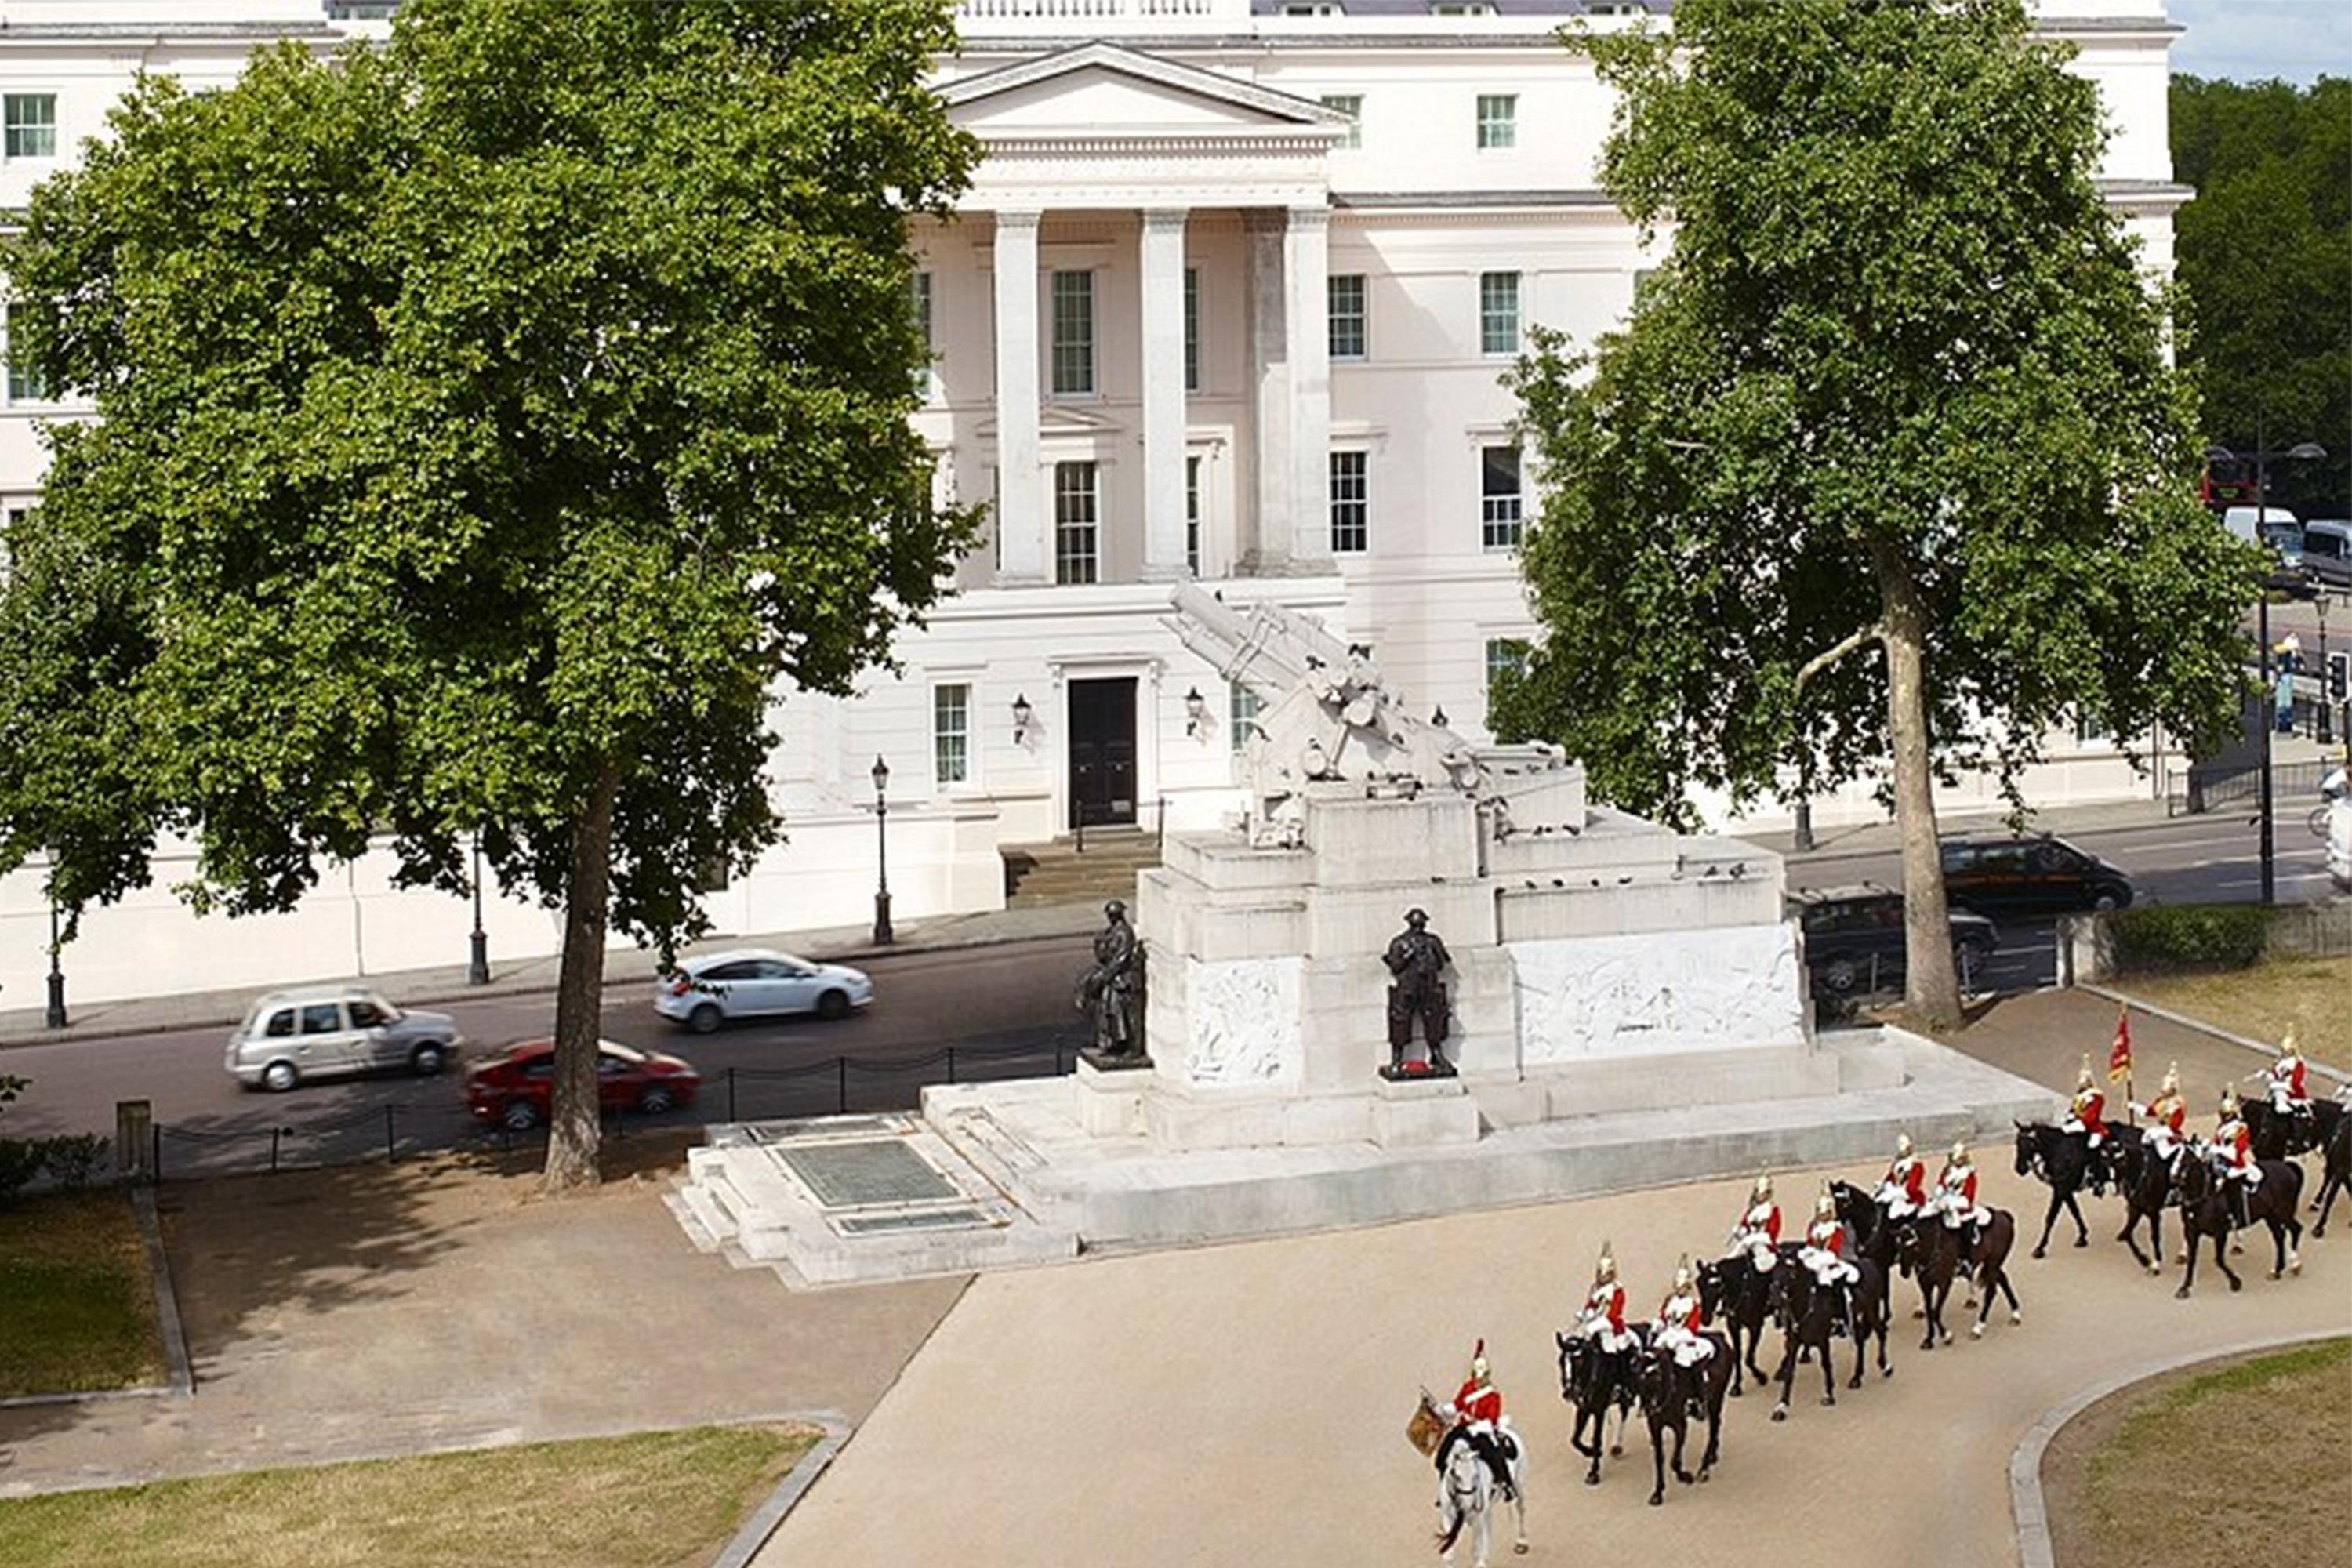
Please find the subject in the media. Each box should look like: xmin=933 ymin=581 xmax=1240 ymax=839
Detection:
xmin=1752 ymin=1173 xmax=1773 ymax=1201
xmin=2279 ymin=1029 xmax=2299 ymax=1058
xmin=1672 ymin=1254 xmax=1693 ymax=1293
xmin=1405 ymin=907 xmax=1430 ymax=929
xmin=1896 ymin=1131 xmax=1915 ymax=1159
xmin=2220 ymin=1087 xmax=2240 ymax=1116
xmin=1951 ymin=1140 xmax=1971 ymax=1164
xmin=1815 ymin=1190 xmax=1837 ymax=1220
xmin=2161 ymin=1061 xmax=2181 ymax=1094
xmin=1595 ymin=1242 xmax=1617 ymax=1284
xmin=2077 ymin=1054 xmax=2095 ymax=1090
xmin=1469 ymin=1338 xmax=1490 ymax=1381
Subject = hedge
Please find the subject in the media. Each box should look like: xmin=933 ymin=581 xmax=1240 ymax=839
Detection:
xmin=2107 ymin=904 xmax=2271 ymax=971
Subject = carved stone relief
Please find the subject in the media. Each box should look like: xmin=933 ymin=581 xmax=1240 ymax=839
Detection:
xmin=1184 ymin=956 xmax=1303 ymax=1086
xmin=1509 ymin=925 xmax=1802 ymax=1062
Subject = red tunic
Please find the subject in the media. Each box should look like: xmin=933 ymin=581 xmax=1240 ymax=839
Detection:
xmin=2215 ymin=1121 xmax=2252 ymax=1169
xmin=1740 ymin=1201 xmax=1782 ymax=1243
xmin=1942 ymin=1167 xmax=1978 ymax=1207
xmin=1807 ymin=1218 xmax=1842 ymax=1255
xmin=1660 ymin=1293 xmax=1704 ymax=1334
xmin=2272 ymin=1058 xmax=2309 ymax=1099
xmin=2071 ymin=1088 xmax=2107 ymax=1138
xmin=1452 ymin=1377 xmax=1501 ymax=1425
xmin=2143 ymin=1095 xmax=2185 ymax=1136
xmin=1885 ymin=1158 xmax=1926 ymax=1205
xmin=1586 ymin=1281 xmax=1627 ymax=1334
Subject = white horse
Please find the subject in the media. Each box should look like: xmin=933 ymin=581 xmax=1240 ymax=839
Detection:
xmin=1434 ymin=1419 xmax=1528 ymax=1566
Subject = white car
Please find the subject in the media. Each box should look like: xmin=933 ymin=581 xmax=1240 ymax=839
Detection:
xmin=655 ymin=948 xmax=874 ymax=1033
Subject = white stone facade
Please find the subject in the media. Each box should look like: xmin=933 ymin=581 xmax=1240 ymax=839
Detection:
xmin=0 ymin=1 xmax=2189 ymax=1006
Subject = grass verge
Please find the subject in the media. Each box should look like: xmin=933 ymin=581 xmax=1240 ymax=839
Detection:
xmin=2121 ymin=955 xmax=2352 ymax=1069
xmin=0 ymin=1421 xmax=818 ymax=1568
xmin=0 ymin=1188 xmax=168 ymax=1397
xmin=2042 ymin=1338 xmax=2352 ymax=1568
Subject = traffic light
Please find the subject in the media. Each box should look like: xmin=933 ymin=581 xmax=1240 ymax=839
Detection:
xmin=2330 ymin=651 xmax=2350 ymax=702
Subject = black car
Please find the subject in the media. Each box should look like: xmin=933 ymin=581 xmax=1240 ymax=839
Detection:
xmin=1939 ymin=833 xmax=2133 ymax=913
xmin=1789 ymin=886 xmax=1999 ymax=998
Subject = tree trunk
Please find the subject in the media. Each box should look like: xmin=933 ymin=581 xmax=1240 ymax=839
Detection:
xmin=543 ymin=758 xmax=619 ymax=1193
xmin=1871 ymin=539 xmax=1963 ymax=1030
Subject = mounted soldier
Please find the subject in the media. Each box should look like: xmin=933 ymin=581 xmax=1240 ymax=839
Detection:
xmin=1797 ymin=1189 xmax=1861 ymax=1335
xmin=2060 ymin=1055 xmax=2111 ymax=1192
xmin=1873 ymin=1131 xmax=1927 ymax=1224
xmin=2210 ymin=1087 xmax=2261 ymax=1229
xmin=1726 ymin=1173 xmax=1782 ymax=1275
xmin=1929 ymin=1140 xmax=1989 ymax=1249
xmin=1433 ymin=1339 xmax=1518 ymax=1503
xmin=1577 ymin=1244 xmax=1639 ymax=1356
xmin=2132 ymin=1062 xmax=2189 ymax=1177
xmin=1653 ymin=1256 xmax=1716 ymax=1417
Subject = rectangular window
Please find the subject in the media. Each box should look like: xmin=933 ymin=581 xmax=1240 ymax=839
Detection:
xmin=1329 ymin=451 xmax=1368 ymax=554
xmin=1479 ymin=271 xmax=1520 ymax=356
xmin=1320 ymin=94 xmax=1362 ymax=151
xmin=1328 ymin=274 xmax=1367 ymax=361
xmin=1485 ymin=637 xmax=1530 ymax=699
xmin=1480 ymin=445 xmax=1523 ymax=551
xmin=1051 ymin=270 xmax=1095 ymax=396
xmin=3 ymin=94 xmax=56 ymax=160
xmin=1475 ymin=93 xmax=1516 ymax=150
xmin=911 ymin=270 xmax=934 ymax=396
xmin=1054 ymin=460 xmax=1099 ymax=585
xmin=934 ymin=684 xmax=971 ymax=786
xmin=1185 ymin=455 xmax=1203 ymax=575
xmin=5 ymin=306 xmax=48 ymax=404
xmin=1184 ymin=267 xmax=1200 ymax=394
xmin=1230 ymin=682 xmax=1265 ymax=753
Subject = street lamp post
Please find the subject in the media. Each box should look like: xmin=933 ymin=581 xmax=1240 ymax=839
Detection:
xmin=2208 ymin=432 xmax=2326 ymax=907
xmin=870 ymin=755 xmax=894 ymax=946
xmin=44 ymin=898 xmax=66 ymax=1030
xmin=2318 ymin=593 xmax=2333 ymax=746
xmin=467 ymin=833 xmax=490 ymax=986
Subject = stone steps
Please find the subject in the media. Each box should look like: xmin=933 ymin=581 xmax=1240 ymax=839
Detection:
xmin=1002 ymin=833 xmax=1164 ymax=907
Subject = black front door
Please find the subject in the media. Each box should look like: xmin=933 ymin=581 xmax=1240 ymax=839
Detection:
xmin=1068 ymin=677 xmax=1138 ymax=830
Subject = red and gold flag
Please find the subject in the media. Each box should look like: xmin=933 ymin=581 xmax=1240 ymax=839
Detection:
xmin=2107 ymin=1006 xmax=2132 ymax=1084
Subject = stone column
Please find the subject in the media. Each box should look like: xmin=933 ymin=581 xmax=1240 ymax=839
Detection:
xmin=992 ymin=209 xmax=1046 ymax=585
xmin=1139 ymin=209 xmax=1191 ymax=580
xmin=1244 ymin=209 xmax=1291 ymax=573
xmin=1285 ymin=201 xmax=1334 ymax=572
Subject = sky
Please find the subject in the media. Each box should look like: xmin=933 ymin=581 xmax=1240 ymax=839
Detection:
xmin=2167 ymin=0 xmax=2352 ymax=85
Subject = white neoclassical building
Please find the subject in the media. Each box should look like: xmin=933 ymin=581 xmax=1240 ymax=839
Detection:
xmin=0 ymin=0 xmax=2190 ymax=1006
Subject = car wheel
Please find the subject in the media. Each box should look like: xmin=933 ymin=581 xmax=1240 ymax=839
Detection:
xmin=410 ymin=1043 xmax=446 ymax=1078
xmin=500 ymin=1100 xmax=540 ymax=1132
xmin=261 ymin=1060 xmax=299 ymax=1094
xmin=2092 ymin=887 xmax=2128 ymax=913
xmin=816 ymin=989 xmax=851 ymax=1022
xmin=639 ymin=1086 xmax=677 ymax=1115
xmin=688 ymin=1003 xmax=722 ymax=1035
xmin=1821 ymin=959 xmax=1858 ymax=995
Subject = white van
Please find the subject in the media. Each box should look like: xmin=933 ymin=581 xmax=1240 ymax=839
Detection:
xmin=2298 ymin=520 xmax=2351 ymax=590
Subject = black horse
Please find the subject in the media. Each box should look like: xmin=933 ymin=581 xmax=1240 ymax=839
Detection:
xmin=1897 ymin=1209 xmax=2021 ymax=1346
xmin=1632 ymin=1332 xmax=1732 ymax=1507
xmin=2013 ymin=1120 xmax=2106 ymax=1258
xmin=2243 ymin=1095 xmax=2345 ymax=1163
xmin=1695 ymin=1248 xmax=1787 ymax=1396
xmin=2314 ymin=1112 xmax=2352 ymax=1240
xmin=2174 ymin=1152 xmax=2303 ymax=1298
xmin=1555 ymin=1327 xmax=1640 ymax=1487
xmin=1763 ymin=1253 xmax=1889 ymax=1419
xmin=2108 ymin=1134 xmax=2178 ymax=1276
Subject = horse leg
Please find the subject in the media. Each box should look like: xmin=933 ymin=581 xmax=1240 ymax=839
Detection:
xmin=2212 ymin=1227 xmax=2242 ymax=1293
xmin=2118 ymin=1208 xmax=2153 ymax=1274
xmin=2033 ymin=1189 xmax=2063 ymax=1258
xmin=1648 ymin=1420 xmax=1667 ymax=1507
xmin=2067 ymin=1189 xmax=2090 ymax=1247
xmin=2314 ymin=1175 xmax=2341 ymax=1239
xmin=1671 ymin=1417 xmax=1693 ymax=1485
xmin=1610 ymin=1400 xmax=1626 ymax=1458
xmin=2176 ymin=1221 xmax=2201 ymax=1298
xmin=1818 ymin=1331 xmax=1838 ymax=1406
xmin=1508 ymin=1475 xmax=1529 ymax=1555
xmin=1770 ymin=1339 xmax=1795 ymax=1421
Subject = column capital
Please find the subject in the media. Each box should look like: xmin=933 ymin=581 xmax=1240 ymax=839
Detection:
xmin=993 ymin=207 xmax=1044 ymax=230
xmin=1285 ymin=201 xmax=1331 ymax=231
xmin=1141 ymin=207 xmax=1191 ymax=234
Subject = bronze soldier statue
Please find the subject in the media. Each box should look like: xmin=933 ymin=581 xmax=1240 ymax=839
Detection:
xmin=1076 ymin=898 xmax=1148 ymax=1065
xmin=1382 ymin=907 xmax=1454 ymax=1076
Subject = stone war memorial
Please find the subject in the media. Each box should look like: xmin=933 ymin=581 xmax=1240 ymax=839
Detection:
xmin=672 ymin=588 xmax=2047 ymax=1287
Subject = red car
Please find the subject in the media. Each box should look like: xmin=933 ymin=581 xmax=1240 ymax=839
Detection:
xmin=465 ymin=1038 xmax=700 ymax=1131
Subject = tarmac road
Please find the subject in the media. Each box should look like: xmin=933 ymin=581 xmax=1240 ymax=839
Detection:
xmin=0 ymin=935 xmax=1089 ymax=1175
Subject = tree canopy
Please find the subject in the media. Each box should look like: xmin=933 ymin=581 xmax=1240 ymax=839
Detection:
xmin=2172 ymin=74 xmax=2350 ymax=517
xmin=1499 ymin=0 xmax=2250 ymax=1024
xmin=0 ymin=0 xmax=978 ymax=1185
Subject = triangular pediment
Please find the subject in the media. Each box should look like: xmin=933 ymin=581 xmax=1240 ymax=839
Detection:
xmin=941 ymin=44 xmax=1352 ymax=136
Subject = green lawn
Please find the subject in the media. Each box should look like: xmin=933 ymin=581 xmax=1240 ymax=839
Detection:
xmin=0 ymin=1423 xmax=818 ymax=1568
xmin=2046 ymin=1338 xmax=2352 ymax=1568
xmin=2124 ymin=955 xmax=2352 ymax=1069
xmin=0 ymin=1189 xmax=168 ymax=1398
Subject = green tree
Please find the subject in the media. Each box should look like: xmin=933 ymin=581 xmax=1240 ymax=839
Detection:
xmin=1500 ymin=0 xmax=2249 ymax=1027
xmin=2172 ymin=74 xmax=2351 ymax=518
xmin=0 ymin=0 xmax=978 ymax=1189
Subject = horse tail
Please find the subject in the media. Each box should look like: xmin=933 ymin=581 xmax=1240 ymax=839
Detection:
xmin=1436 ymin=1512 xmax=1465 ymax=1555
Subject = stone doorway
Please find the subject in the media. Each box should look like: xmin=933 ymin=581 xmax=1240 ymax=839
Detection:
xmin=1067 ymin=677 xmax=1138 ymax=831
